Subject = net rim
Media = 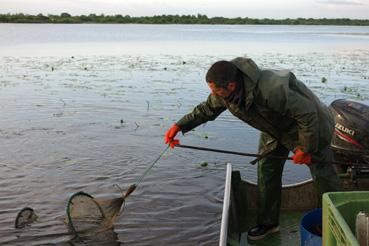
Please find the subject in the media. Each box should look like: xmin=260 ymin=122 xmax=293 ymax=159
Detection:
xmin=66 ymin=191 xmax=106 ymax=237
xmin=15 ymin=207 xmax=36 ymax=229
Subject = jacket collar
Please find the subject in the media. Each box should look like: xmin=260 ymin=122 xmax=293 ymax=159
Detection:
xmin=231 ymin=57 xmax=261 ymax=110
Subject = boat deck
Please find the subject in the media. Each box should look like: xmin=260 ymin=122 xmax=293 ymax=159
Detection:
xmin=229 ymin=210 xmax=305 ymax=246
xmin=224 ymin=169 xmax=369 ymax=246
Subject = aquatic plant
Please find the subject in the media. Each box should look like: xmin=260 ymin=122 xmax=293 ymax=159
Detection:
xmin=146 ymin=101 xmax=150 ymax=111
xmin=134 ymin=122 xmax=140 ymax=130
xmin=200 ymin=162 xmax=208 ymax=168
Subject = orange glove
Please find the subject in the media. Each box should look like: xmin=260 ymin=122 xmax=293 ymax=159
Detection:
xmin=292 ymin=148 xmax=312 ymax=165
xmin=164 ymin=124 xmax=181 ymax=148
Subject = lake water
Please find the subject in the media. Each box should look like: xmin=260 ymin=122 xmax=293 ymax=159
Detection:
xmin=0 ymin=24 xmax=368 ymax=245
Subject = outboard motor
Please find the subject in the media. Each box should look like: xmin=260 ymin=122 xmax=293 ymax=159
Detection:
xmin=329 ymin=99 xmax=369 ymax=175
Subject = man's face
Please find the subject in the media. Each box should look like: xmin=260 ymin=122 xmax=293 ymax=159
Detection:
xmin=207 ymin=82 xmax=236 ymax=98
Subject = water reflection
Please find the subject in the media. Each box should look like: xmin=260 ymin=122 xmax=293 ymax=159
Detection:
xmin=67 ymin=228 xmax=121 ymax=246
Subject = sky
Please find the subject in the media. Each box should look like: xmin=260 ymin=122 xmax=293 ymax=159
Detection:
xmin=0 ymin=0 xmax=369 ymax=19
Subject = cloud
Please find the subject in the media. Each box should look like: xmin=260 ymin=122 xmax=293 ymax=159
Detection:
xmin=316 ymin=0 xmax=365 ymax=5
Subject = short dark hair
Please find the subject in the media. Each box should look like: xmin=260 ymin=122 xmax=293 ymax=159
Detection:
xmin=205 ymin=60 xmax=241 ymax=88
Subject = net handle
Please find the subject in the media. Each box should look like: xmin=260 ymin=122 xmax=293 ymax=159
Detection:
xmin=122 ymin=145 xmax=170 ymax=200
xmin=177 ymin=143 xmax=368 ymax=167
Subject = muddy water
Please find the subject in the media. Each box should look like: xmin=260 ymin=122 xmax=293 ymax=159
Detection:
xmin=0 ymin=24 xmax=369 ymax=245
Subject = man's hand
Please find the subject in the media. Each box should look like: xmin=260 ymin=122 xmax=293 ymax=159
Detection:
xmin=164 ymin=124 xmax=181 ymax=148
xmin=292 ymin=148 xmax=312 ymax=165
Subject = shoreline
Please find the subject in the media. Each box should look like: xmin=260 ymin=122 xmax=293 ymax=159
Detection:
xmin=1 ymin=13 xmax=369 ymax=26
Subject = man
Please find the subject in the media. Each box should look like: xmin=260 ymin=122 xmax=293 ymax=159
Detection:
xmin=164 ymin=57 xmax=340 ymax=240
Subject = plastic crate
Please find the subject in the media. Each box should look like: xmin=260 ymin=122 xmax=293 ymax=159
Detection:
xmin=323 ymin=191 xmax=369 ymax=246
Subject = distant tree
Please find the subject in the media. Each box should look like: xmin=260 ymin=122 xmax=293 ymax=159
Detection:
xmin=35 ymin=13 xmax=49 ymax=23
xmin=0 ymin=13 xmax=369 ymax=25
xmin=60 ymin=12 xmax=71 ymax=18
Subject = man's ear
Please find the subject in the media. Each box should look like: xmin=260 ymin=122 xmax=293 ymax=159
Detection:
xmin=227 ymin=82 xmax=237 ymax=92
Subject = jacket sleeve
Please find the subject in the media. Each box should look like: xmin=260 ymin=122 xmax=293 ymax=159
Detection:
xmin=263 ymin=76 xmax=319 ymax=154
xmin=286 ymin=90 xmax=319 ymax=154
xmin=176 ymin=94 xmax=227 ymax=133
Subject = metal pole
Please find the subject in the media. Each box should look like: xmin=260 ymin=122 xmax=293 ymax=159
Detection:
xmin=177 ymin=144 xmax=368 ymax=167
xmin=219 ymin=163 xmax=232 ymax=246
xmin=177 ymin=144 xmax=291 ymax=160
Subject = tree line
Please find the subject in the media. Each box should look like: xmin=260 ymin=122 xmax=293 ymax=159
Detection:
xmin=0 ymin=13 xmax=368 ymax=25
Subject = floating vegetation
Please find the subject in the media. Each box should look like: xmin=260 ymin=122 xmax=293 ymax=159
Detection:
xmin=53 ymin=112 xmax=63 ymax=117
xmin=59 ymin=98 xmax=67 ymax=107
xmin=61 ymin=157 xmax=73 ymax=164
xmin=200 ymin=162 xmax=208 ymax=168
xmin=146 ymin=100 xmax=150 ymax=111
xmin=342 ymin=86 xmax=349 ymax=92
xmin=341 ymin=86 xmax=368 ymax=100
xmin=342 ymin=86 xmax=355 ymax=93
xmin=114 ymin=119 xmax=126 ymax=129
xmin=321 ymin=77 xmax=327 ymax=83
xmin=134 ymin=122 xmax=140 ymax=130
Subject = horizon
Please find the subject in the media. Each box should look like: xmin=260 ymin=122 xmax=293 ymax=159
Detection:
xmin=1 ymin=12 xmax=369 ymax=20
xmin=0 ymin=0 xmax=369 ymax=19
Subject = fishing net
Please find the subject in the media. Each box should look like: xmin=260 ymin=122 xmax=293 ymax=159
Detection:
xmin=65 ymin=191 xmax=126 ymax=238
xmin=65 ymin=146 xmax=169 ymax=238
xmin=15 ymin=207 xmax=38 ymax=229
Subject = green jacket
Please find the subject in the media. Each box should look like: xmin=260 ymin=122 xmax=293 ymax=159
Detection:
xmin=176 ymin=57 xmax=334 ymax=159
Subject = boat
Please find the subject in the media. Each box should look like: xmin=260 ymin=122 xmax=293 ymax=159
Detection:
xmin=220 ymin=166 xmax=369 ymax=246
xmin=219 ymin=99 xmax=369 ymax=246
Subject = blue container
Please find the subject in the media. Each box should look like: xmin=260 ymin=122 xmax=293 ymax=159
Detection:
xmin=300 ymin=208 xmax=322 ymax=246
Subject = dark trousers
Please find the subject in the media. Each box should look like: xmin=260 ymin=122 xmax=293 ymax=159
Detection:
xmin=257 ymin=132 xmax=341 ymax=225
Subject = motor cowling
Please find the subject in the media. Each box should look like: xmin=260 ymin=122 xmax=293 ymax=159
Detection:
xmin=329 ymin=99 xmax=369 ymax=166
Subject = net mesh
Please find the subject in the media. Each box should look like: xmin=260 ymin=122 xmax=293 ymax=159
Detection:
xmin=15 ymin=207 xmax=37 ymax=229
xmin=66 ymin=191 xmax=124 ymax=237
